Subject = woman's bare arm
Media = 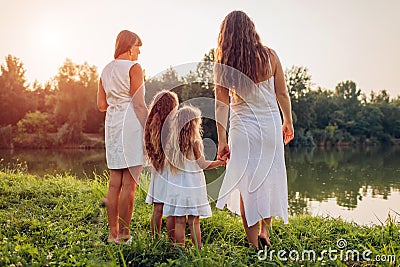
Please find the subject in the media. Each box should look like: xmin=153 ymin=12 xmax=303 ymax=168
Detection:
xmin=97 ymin=79 xmax=108 ymax=112
xmin=129 ymin=63 xmax=148 ymax=128
xmin=215 ymin=85 xmax=230 ymax=158
xmin=270 ymin=49 xmax=294 ymax=144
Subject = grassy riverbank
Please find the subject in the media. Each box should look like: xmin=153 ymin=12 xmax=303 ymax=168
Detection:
xmin=0 ymin=169 xmax=399 ymax=266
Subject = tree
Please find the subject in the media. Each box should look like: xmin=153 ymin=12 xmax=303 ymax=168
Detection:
xmin=52 ymin=59 xmax=99 ymax=143
xmin=334 ymin=80 xmax=362 ymax=134
xmin=285 ymin=66 xmax=312 ymax=100
xmin=196 ymin=49 xmax=215 ymax=89
xmin=313 ymin=88 xmax=338 ymax=129
xmin=353 ymin=104 xmax=384 ymax=138
xmin=284 ymin=66 xmax=315 ymax=132
xmin=372 ymin=89 xmax=390 ymax=104
xmin=0 ymin=55 xmax=32 ymax=126
xmin=335 ymin=80 xmax=361 ymax=100
xmin=144 ymin=66 xmax=180 ymax=104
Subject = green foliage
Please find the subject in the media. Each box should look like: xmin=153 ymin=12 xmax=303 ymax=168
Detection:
xmin=52 ymin=59 xmax=100 ymax=141
xmin=0 ymin=55 xmax=32 ymax=126
xmin=287 ymin=74 xmax=400 ymax=147
xmin=0 ymin=169 xmax=399 ymax=266
xmin=195 ymin=49 xmax=215 ymax=89
xmin=285 ymin=66 xmax=312 ymax=100
xmin=145 ymin=67 xmax=180 ymax=104
xmin=14 ymin=111 xmax=54 ymax=148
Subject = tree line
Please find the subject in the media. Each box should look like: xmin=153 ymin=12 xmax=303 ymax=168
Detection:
xmin=0 ymin=50 xmax=399 ymax=149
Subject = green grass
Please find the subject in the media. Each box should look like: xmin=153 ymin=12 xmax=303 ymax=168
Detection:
xmin=0 ymin=168 xmax=399 ymax=266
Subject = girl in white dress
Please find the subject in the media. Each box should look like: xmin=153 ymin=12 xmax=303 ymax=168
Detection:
xmin=214 ymin=11 xmax=294 ymax=248
xmin=145 ymin=90 xmax=179 ymax=239
xmin=97 ymin=30 xmax=148 ymax=244
xmin=163 ymin=106 xmax=226 ymax=249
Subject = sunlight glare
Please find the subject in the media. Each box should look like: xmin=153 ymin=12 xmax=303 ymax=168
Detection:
xmin=39 ymin=25 xmax=65 ymax=55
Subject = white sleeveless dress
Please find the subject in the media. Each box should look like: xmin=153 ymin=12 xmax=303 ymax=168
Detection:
xmin=145 ymin=168 xmax=169 ymax=204
xmin=163 ymin=160 xmax=212 ymax=218
xmin=100 ymin=60 xmax=144 ymax=169
xmin=216 ymin=76 xmax=289 ymax=227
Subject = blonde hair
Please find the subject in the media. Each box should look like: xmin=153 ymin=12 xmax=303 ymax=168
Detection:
xmin=214 ymin=11 xmax=271 ymax=94
xmin=114 ymin=30 xmax=142 ymax=59
xmin=145 ymin=90 xmax=179 ymax=172
xmin=165 ymin=105 xmax=203 ymax=174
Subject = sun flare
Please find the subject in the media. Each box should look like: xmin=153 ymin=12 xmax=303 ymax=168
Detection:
xmin=38 ymin=25 xmax=66 ymax=55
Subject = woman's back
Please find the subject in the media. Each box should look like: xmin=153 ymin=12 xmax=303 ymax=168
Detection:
xmin=229 ymin=53 xmax=280 ymax=126
xmin=101 ymin=59 xmax=137 ymax=106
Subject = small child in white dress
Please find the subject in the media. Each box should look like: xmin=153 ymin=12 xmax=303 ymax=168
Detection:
xmin=163 ymin=105 xmax=226 ymax=249
xmin=145 ymin=90 xmax=179 ymax=239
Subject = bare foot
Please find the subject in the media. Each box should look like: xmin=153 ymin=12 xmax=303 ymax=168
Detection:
xmin=258 ymin=233 xmax=271 ymax=248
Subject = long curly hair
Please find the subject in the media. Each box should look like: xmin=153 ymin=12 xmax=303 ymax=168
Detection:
xmin=145 ymin=90 xmax=179 ymax=172
xmin=165 ymin=105 xmax=203 ymax=174
xmin=214 ymin=11 xmax=271 ymax=93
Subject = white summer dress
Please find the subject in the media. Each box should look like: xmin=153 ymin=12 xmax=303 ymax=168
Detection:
xmin=100 ymin=60 xmax=144 ymax=169
xmin=216 ymin=75 xmax=289 ymax=227
xmin=145 ymin=168 xmax=169 ymax=204
xmin=163 ymin=160 xmax=212 ymax=218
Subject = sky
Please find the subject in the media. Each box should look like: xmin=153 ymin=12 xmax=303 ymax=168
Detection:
xmin=0 ymin=0 xmax=399 ymax=97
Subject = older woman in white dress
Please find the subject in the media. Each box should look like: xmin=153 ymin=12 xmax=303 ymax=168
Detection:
xmin=97 ymin=30 xmax=148 ymax=244
xmin=214 ymin=11 xmax=294 ymax=249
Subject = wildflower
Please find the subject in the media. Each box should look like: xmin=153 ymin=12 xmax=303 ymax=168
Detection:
xmin=46 ymin=252 xmax=53 ymax=260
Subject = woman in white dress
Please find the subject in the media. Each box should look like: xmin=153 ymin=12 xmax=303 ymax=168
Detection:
xmin=214 ymin=11 xmax=294 ymax=248
xmin=97 ymin=30 xmax=148 ymax=244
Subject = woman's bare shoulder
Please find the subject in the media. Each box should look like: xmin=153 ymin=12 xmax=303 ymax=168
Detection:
xmin=265 ymin=47 xmax=279 ymax=64
xmin=129 ymin=63 xmax=143 ymax=78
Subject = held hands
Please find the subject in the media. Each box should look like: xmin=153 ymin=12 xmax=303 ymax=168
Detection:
xmin=215 ymin=158 xmax=227 ymax=167
xmin=215 ymin=154 xmax=228 ymax=167
xmin=217 ymin=142 xmax=230 ymax=166
xmin=282 ymin=120 xmax=294 ymax=145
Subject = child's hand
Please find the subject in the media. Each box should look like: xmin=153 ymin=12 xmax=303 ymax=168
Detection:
xmin=216 ymin=155 xmax=228 ymax=167
xmin=217 ymin=159 xmax=226 ymax=167
xmin=219 ymin=154 xmax=228 ymax=162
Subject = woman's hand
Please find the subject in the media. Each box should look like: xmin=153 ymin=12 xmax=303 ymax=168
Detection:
xmin=214 ymin=159 xmax=227 ymax=167
xmin=218 ymin=142 xmax=230 ymax=160
xmin=282 ymin=121 xmax=294 ymax=145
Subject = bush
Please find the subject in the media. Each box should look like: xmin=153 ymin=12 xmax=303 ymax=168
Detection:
xmin=13 ymin=111 xmax=53 ymax=148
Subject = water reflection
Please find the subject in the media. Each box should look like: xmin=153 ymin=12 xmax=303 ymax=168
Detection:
xmin=0 ymin=149 xmax=107 ymax=178
xmin=286 ymin=146 xmax=400 ymax=224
